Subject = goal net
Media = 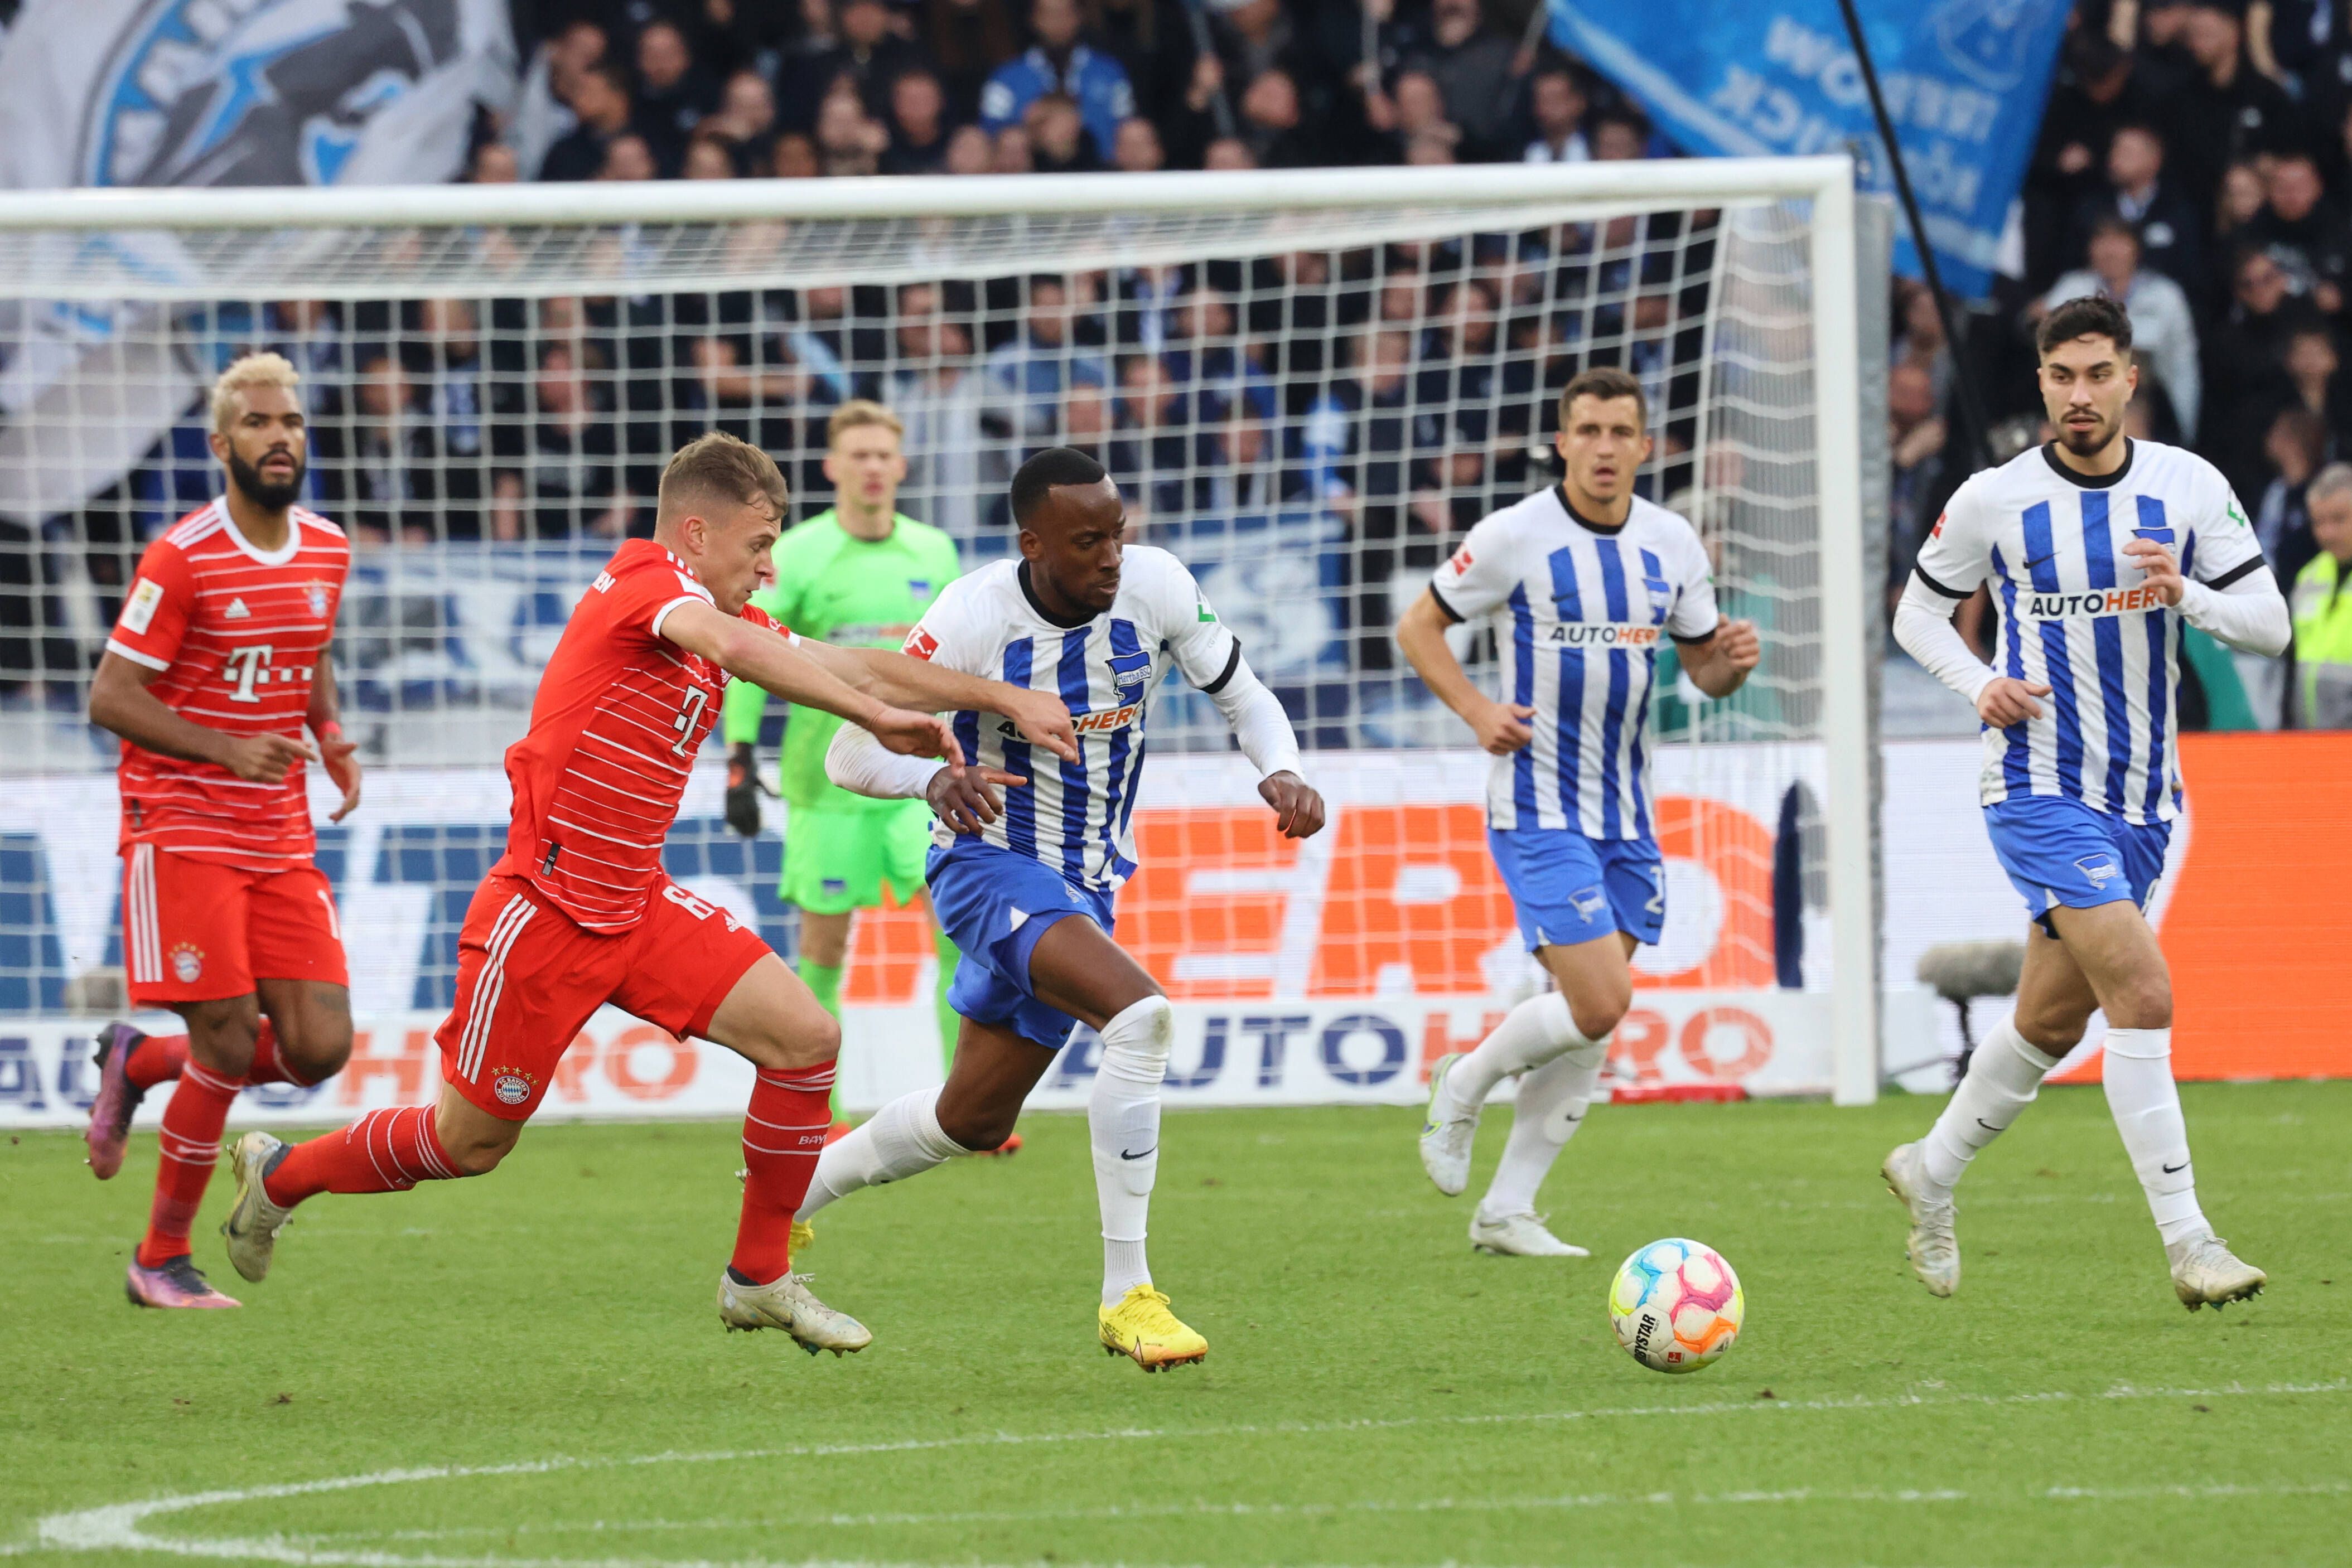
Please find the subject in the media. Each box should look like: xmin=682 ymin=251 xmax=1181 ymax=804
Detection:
xmin=0 ymin=160 xmax=1879 ymax=1115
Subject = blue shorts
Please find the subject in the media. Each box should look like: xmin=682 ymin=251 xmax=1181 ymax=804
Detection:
xmin=925 ymin=839 xmax=1118 ymax=1050
xmin=1488 ymin=826 xmax=1665 ymax=951
xmin=1983 ymin=796 xmax=2172 ymax=934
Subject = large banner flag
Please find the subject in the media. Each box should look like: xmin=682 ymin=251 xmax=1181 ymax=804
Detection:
xmin=1547 ymin=0 xmax=2069 ymax=298
xmin=0 ymin=0 xmax=515 ymax=524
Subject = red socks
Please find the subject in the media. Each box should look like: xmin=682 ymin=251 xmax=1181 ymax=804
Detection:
xmin=731 ymin=1064 xmax=835 ymax=1285
xmin=124 ymin=1019 xmax=318 ymax=1091
xmin=123 ymin=1031 xmax=189 ymax=1092
xmin=136 ymin=1060 xmax=241 ymax=1267
xmin=264 ymin=1106 xmax=457 ymax=1208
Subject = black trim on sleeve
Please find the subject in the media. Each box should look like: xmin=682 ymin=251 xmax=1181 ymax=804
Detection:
xmin=1669 ymin=623 xmax=1719 ymax=647
xmin=1912 ymin=565 xmax=1972 ymax=599
xmin=2205 ymin=557 xmax=2267 ymax=591
xmin=1427 ymin=584 xmax=1465 ymax=623
xmin=1197 ymin=640 xmax=1244 ymax=696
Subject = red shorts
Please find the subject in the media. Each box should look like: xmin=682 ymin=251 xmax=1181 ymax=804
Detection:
xmin=436 ymin=872 xmax=774 ymax=1121
xmin=120 ymin=842 xmax=348 ymax=1006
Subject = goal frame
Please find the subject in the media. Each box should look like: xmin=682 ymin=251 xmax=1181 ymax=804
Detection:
xmin=0 ymin=155 xmax=1879 ymax=1102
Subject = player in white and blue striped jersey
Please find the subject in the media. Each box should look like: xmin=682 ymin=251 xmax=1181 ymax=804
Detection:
xmin=810 ymin=447 xmax=1322 ymax=1371
xmin=1883 ymin=296 xmax=2290 ymax=1310
xmin=1397 ymin=367 xmax=1759 ymax=1259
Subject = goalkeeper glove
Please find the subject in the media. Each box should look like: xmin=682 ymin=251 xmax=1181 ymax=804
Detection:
xmin=725 ymin=743 xmax=764 ymax=838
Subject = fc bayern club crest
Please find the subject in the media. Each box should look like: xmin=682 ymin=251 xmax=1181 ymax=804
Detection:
xmin=170 ymin=943 xmax=204 ymax=984
xmin=491 ymin=1071 xmax=534 ymax=1106
xmin=306 ymin=579 xmax=330 ymax=618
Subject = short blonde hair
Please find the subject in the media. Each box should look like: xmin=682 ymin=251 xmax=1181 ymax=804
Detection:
xmin=826 ymin=398 xmax=905 ymax=448
xmin=210 ymin=352 xmax=302 ymax=435
xmin=658 ymin=430 xmax=789 ymax=526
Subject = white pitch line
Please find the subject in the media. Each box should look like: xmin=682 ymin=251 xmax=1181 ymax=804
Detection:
xmin=25 ymin=1378 xmax=2349 ymax=1568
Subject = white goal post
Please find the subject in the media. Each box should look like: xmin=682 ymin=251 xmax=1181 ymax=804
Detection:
xmin=0 ymin=157 xmax=1882 ymax=1106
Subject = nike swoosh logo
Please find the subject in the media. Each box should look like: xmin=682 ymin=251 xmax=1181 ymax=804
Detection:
xmin=1976 ymin=1118 xmax=2001 ymax=1131
xmin=2162 ymin=1160 xmax=2189 ymax=1174
xmin=1119 ymin=1146 xmax=1156 ymax=1161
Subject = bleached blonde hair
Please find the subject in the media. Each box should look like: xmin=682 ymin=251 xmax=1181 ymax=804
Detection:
xmin=210 ymin=352 xmax=302 ymax=435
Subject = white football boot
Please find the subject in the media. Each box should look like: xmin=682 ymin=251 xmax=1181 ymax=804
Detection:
xmin=1418 ymin=1053 xmax=1480 ymax=1197
xmin=2166 ymin=1235 xmax=2266 ymax=1311
xmin=717 ymin=1270 xmax=873 ymax=1356
xmin=1881 ymin=1141 xmax=1959 ymax=1298
xmin=1469 ymin=1209 xmax=1589 ymax=1257
xmin=220 ymin=1131 xmax=293 ymax=1283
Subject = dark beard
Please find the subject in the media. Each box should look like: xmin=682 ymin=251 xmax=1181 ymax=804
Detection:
xmin=228 ymin=448 xmax=304 ymax=511
xmin=2058 ymin=417 xmax=2117 ymax=456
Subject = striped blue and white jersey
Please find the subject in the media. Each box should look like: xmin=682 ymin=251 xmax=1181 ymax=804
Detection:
xmin=1431 ymin=486 xmax=1721 ymax=838
xmin=1913 ymin=439 xmax=2264 ymax=824
xmin=900 ymin=545 xmax=1242 ymax=891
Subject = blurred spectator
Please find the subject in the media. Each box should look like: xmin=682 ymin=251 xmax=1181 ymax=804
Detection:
xmin=469 ymin=142 xmax=520 ymax=184
xmin=1523 ymin=66 xmax=1590 ymax=164
xmin=1028 ymin=93 xmax=1103 ymax=172
xmin=772 ymin=132 xmax=822 ymax=178
xmin=2283 ymin=325 xmax=2352 ymax=449
xmin=1112 ymin=116 xmax=1166 ymax=173
xmin=492 ymin=342 xmax=624 ymax=540
xmin=2208 ymin=246 xmax=2323 ymax=495
xmin=985 ymin=277 xmax=1108 ymax=438
xmin=682 ymin=135 xmax=736 ymax=180
xmin=327 ymin=350 xmax=434 ymax=545
xmin=981 ymin=0 xmax=1136 ymax=163
xmin=1377 ymin=69 xmax=1459 ymax=162
xmin=1588 ymin=110 xmax=1648 ymax=162
xmin=2289 ymin=462 xmax=2352 ymax=727
xmin=784 ymin=0 xmax=922 ymax=131
xmin=992 ymin=123 xmax=1036 ymax=171
xmin=1204 ymin=137 xmax=1257 ymax=170
xmin=1086 ymin=0 xmax=1199 ymax=128
xmin=2244 ymin=151 xmax=2351 ymax=314
xmin=410 ymin=298 xmax=489 ymax=536
xmin=1237 ymin=67 xmax=1320 ymax=167
xmin=817 ymin=85 xmax=890 ymax=176
xmin=597 ymin=132 xmax=659 ymax=182
xmin=2157 ymin=5 xmax=2301 ymax=213
xmin=882 ymin=68 xmax=954 ymax=173
xmin=2215 ymin=158 xmax=2269 ymax=246
xmin=924 ymin=0 xmax=1022 ymax=120
xmin=2065 ymin=123 xmax=2206 ymax=299
xmin=1406 ymin=0 xmax=1520 ymax=161
xmin=888 ymin=283 xmax=986 ymax=535
xmin=702 ymin=70 xmax=780 ymax=175
xmin=943 ymin=124 xmax=993 ymax=174
xmin=1892 ymin=278 xmax=1953 ymax=406
xmin=1887 ymin=360 xmax=1950 ymax=597
xmin=1302 ymin=327 xmax=1421 ymax=666
xmin=1205 ymin=0 xmax=1297 ymax=91
xmin=634 ymin=19 xmax=719 ymax=173
xmin=2256 ymin=405 xmax=2326 ymax=585
xmin=509 ymin=20 xmax=608 ymax=184
xmin=2036 ymin=219 xmax=2201 ymax=440
xmin=537 ymin=60 xmax=633 ymax=181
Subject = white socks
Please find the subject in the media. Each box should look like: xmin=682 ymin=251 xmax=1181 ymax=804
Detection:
xmin=2100 ymin=1027 xmax=2212 ymax=1247
xmin=1443 ymin=992 xmax=1591 ymax=1115
xmin=1090 ymin=994 xmax=1176 ymax=1305
xmin=1477 ymin=1038 xmax=1606 ymax=1221
xmin=794 ymin=1086 xmax=964 ymax=1221
xmin=1921 ymin=1015 xmax=2058 ymax=1195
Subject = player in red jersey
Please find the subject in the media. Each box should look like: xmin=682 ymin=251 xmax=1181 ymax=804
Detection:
xmin=218 ymin=433 xmax=1073 ymax=1353
xmin=79 ymin=353 xmax=364 ymax=1310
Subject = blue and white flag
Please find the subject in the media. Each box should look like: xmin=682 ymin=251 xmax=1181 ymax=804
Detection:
xmin=1548 ymin=0 xmax=2069 ymax=297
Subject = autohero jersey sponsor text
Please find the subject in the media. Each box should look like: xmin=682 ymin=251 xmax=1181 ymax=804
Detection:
xmin=2023 ymin=583 xmax=2169 ymax=619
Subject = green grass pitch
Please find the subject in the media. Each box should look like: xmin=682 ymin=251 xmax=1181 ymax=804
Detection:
xmin=4 ymin=1082 xmax=2348 ymax=1567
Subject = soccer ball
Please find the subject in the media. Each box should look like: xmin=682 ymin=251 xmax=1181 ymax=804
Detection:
xmin=1608 ymin=1238 xmax=1744 ymax=1373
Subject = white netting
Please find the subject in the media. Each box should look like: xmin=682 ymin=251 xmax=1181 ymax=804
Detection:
xmin=0 ymin=167 xmax=1863 ymax=1066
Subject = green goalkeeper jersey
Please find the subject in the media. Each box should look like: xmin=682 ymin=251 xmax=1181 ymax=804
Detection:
xmin=721 ymin=509 xmax=963 ymax=813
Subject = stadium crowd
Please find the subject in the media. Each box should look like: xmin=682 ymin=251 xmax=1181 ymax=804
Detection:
xmin=4 ymin=0 xmax=2350 ymax=727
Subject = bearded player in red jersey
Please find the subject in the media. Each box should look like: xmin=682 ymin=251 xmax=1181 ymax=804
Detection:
xmin=216 ymin=433 xmax=1074 ymax=1353
xmin=79 ymin=353 xmax=364 ymax=1310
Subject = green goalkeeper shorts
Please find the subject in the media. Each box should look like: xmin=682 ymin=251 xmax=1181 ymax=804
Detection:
xmin=781 ymin=799 xmax=935 ymax=915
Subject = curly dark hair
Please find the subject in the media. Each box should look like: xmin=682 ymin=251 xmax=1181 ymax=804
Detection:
xmin=2036 ymin=294 xmax=2133 ymax=359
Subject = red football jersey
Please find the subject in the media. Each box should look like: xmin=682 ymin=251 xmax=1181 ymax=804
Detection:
xmin=105 ymin=500 xmax=350 ymax=870
xmin=497 ymin=538 xmax=790 ymax=932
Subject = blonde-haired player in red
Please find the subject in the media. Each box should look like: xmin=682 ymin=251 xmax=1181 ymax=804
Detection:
xmin=218 ymin=433 xmax=1074 ymax=1352
xmin=80 ymin=352 xmax=364 ymax=1310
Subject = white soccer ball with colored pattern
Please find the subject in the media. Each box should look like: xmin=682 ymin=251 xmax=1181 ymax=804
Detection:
xmin=1608 ymin=1237 xmax=1744 ymax=1373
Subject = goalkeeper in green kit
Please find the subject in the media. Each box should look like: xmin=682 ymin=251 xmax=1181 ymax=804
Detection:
xmin=722 ymin=401 xmax=1014 ymax=1149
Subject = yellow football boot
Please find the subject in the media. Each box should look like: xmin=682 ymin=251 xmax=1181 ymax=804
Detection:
xmin=1097 ymin=1284 xmax=1206 ymax=1372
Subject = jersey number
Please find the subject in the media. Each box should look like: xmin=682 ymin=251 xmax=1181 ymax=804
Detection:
xmin=671 ymin=688 xmax=709 ymax=755
xmin=223 ymin=645 xmax=274 ymax=704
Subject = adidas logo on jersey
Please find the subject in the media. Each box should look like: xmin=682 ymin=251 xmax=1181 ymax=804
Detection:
xmin=2024 ymin=585 xmax=2166 ymax=620
xmin=223 ymin=598 xmax=251 ymax=620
